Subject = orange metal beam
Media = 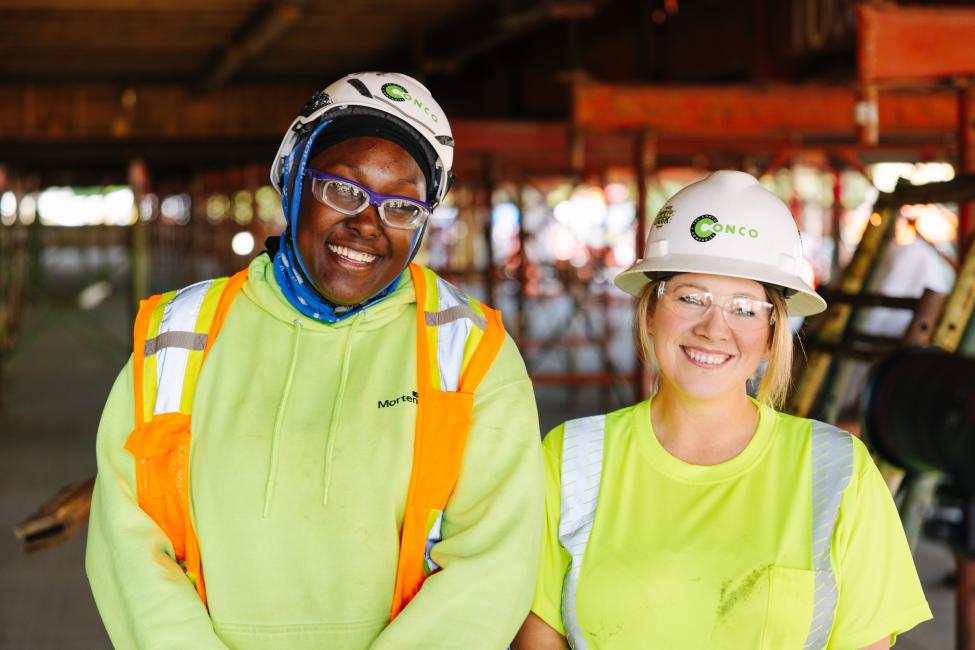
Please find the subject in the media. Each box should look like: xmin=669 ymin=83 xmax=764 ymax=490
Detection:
xmin=573 ymin=83 xmax=958 ymax=137
xmin=0 ymin=83 xmax=959 ymax=178
xmin=858 ymin=5 xmax=975 ymax=84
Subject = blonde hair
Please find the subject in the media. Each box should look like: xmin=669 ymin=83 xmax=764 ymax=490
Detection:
xmin=634 ymin=279 xmax=793 ymax=409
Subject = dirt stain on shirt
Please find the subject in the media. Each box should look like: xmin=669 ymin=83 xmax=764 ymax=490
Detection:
xmin=716 ymin=565 xmax=769 ymax=620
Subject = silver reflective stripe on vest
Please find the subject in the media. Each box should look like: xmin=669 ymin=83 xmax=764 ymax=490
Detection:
xmin=144 ymin=331 xmax=207 ymax=356
xmin=558 ymin=415 xmax=606 ymax=650
xmin=431 ymin=276 xmax=476 ymax=392
xmin=153 ymin=279 xmax=214 ymax=415
xmin=425 ymin=304 xmax=486 ymax=330
xmin=803 ymin=421 xmax=854 ymax=650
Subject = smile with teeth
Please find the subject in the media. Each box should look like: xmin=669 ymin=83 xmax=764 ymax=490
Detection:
xmin=328 ymin=243 xmax=378 ymax=264
xmin=681 ymin=346 xmax=732 ymax=367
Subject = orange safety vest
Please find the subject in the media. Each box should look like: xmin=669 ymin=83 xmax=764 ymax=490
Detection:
xmin=123 ymin=264 xmax=505 ymax=620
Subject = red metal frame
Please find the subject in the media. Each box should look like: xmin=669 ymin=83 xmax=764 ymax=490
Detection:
xmin=858 ymin=5 xmax=975 ymax=84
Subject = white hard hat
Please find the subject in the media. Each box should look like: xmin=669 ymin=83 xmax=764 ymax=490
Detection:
xmin=615 ymin=170 xmax=826 ymax=316
xmin=271 ymin=71 xmax=454 ymax=207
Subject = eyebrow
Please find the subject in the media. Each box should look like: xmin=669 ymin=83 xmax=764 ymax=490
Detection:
xmin=330 ymin=162 xmax=421 ymax=188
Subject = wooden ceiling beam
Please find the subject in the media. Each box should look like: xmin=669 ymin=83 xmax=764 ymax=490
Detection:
xmin=0 ymin=82 xmax=316 ymax=141
xmin=199 ymin=1 xmax=307 ymax=93
xmin=422 ymin=1 xmax=600 ymax=76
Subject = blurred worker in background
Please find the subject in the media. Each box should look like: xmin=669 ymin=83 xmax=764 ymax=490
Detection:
xmin=86 ymin=72 xmax=544 ymax=649
xmin=513 ymin=171 xmax=930 ymax=649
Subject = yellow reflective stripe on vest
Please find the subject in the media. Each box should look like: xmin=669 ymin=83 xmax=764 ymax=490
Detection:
xmin=142 ymin=278 xmax=225 ymax=416
xmin=461 ymin=297 xmax=486 ymax=371
xmin=418 ymin=266 xmax=443 ymax=391
xmin=179 ymin=278 xmax=231 ymax=413
xmin=140 ymin=290 xmax=176 ymax=424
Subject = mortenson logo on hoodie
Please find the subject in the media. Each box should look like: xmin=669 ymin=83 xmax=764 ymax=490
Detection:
xmin=378 ymin=391 xmax=419 ymax=409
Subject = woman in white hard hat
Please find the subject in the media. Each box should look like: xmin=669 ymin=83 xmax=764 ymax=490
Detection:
xmin=513 ymin=170 xmax=931 ymax=649
xmin=86 ymin=73 xmax=544 ymax=649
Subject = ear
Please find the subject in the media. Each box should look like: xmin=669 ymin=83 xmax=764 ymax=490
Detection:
xmin=646 ymin=310 xmax=655 ymax=337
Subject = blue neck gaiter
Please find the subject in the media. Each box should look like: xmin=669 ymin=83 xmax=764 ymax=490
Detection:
xmin=271 ymin=235 xmax=401 ymax=323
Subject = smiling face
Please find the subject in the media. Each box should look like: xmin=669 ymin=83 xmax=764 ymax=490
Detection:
xmin=648 ymin=273 xmax=772 ymax=403
xmin=296 ymin=136 xmax=426 ymax=306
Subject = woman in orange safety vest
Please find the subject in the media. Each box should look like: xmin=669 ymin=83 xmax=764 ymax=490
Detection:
xmin=86 ymin=72 xmax=544 ymax=649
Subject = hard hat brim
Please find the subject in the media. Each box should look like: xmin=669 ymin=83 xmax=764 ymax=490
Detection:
xmin=614 ymin=254 xmax=827 ymax=317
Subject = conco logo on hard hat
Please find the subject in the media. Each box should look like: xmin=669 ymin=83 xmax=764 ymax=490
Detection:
xmin=381 ymin=82 xmax=440 ymax=123
xmin=690 ymin=214 xmax=760 ymax=242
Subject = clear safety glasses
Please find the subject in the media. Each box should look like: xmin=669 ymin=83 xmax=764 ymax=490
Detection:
xmin=305 ymin=169 xmax=432 ymax=230
xmin=656 ymin=281 xmax=775 ymax=331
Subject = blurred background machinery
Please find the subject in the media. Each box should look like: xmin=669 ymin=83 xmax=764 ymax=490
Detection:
xmin=2 ymin=0 xmax=975 ymax=648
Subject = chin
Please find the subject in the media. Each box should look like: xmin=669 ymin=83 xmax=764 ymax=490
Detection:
xmin=662 ymin=370 xmax=749 ymax=403
xmin=676 ymin=383 xmax=739 ymax=402
xmin=315 ymin=277 xmax=380 ymax=306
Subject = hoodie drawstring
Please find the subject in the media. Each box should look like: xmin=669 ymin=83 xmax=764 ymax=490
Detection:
xmin=322 ymin=314 xmax=359 ymax=506
xmin=263 ymin=318 xmax=303 ymax=517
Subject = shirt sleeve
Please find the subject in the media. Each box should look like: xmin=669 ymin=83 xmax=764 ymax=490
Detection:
xmin=371 ymin=334 xmax=545 ymax=650
xmin=85 ymin=358 xmax=228 ymax=650
xmin=530 ymin=424 xmax=571 ymax=636
xmin=827 ymin=438 xmax=933 ymax=649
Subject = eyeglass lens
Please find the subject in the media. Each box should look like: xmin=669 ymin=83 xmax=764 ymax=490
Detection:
xmin=318 ymin=179 xmax=427 ymax=228
xmin=660 ymin=284 xmax=772 ymax=331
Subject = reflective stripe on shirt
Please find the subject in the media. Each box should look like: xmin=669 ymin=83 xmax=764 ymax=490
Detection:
xmin=558 ymin=415 xmax=606 ymax=650
xmin=803 ymin=421 xmax=854 ymax=650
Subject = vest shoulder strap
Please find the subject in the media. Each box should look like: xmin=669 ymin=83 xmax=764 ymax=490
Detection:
xmin=410 ymin=263 xmax=504 ymax=394
xmin=130 ymin=270 xmax=248 ymax=423
xmin=390 ymin=264 xmax=507 ymax=620
xmin=124 ymin=268 xmax=248 ymax=607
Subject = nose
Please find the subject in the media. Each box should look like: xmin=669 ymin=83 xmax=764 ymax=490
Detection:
xmin=692 ymin=303 xmax=732 ymax=340
xmin=344 ymin=203 xmax=383 ymax=238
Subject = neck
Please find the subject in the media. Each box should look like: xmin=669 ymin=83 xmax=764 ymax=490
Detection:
xmin=650 ymin=380 xmax=759 ymax=466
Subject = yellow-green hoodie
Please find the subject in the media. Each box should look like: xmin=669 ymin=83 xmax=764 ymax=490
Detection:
xmin=86 ymin=254 xmax=545 ymax=649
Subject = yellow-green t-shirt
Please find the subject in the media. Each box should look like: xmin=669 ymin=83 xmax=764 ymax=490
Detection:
xmin=532 ymin=397 xmax=932 ymax=649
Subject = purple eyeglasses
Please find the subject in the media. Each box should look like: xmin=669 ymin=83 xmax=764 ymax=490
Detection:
xmin=305 ymin=169 xmax=432 ymax=230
